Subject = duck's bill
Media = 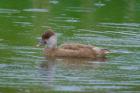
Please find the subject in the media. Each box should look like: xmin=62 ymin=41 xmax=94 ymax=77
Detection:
xmin=36 ymin=39 xmax=47 ymax=47
xmin=36 ymin=44 xmax=42 ymax=47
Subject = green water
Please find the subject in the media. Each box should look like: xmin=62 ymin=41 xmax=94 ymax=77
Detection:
xmin=0 ymin=0 xmax=140 ymax=93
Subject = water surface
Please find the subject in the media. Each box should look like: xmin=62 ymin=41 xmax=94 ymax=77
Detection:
xmin=0 ymin=0 xmax=140 ymax=93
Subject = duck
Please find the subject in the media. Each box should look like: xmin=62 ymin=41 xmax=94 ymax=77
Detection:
xmin=37 ymin=28 xmax=110 ymax=58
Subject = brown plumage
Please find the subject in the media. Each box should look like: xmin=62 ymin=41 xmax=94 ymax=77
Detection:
xmin=44 ymin=46 xmax=97 ymax=58
xmin=42 ymin=30 xmax=55 ymax=40
xmin=37 ymin=29 xmax=110 ymax=58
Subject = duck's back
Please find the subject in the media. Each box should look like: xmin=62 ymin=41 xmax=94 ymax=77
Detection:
xmin=60 ymin=43 xmax=93 ymax=50
xmin=45 ymin=48 xmax=97 ymax=58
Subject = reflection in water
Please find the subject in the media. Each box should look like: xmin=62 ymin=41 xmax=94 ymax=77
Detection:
xmin=41 ymin=56 xmax=108 ymax=69
xmin=39 ymin=57 xmax=108 ymax=91
xmin=39 ymin=57 xmax=56 ymax=88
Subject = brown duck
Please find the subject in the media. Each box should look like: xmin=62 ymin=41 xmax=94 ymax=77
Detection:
xmin=37 ymin=29 xmax=110 ymax=58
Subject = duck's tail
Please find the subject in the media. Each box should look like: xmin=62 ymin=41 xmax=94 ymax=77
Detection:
xmin=101 ymin=49 xmax=111 ymax=54
xmin=92 ymin=47 xmax=111 ymax=55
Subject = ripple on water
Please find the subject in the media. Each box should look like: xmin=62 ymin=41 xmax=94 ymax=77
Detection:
xmin=0 ymin=8 xmax=20 ymax=14
xmin=11 ymin=46 xmax=41 ymax=50
xmin=54 ymin=85 xmax=129 ymax=92
xmin=50 ymin=16 xmax=80 ymax=23
xmin=119 ymin=65 xmax=140 ymax=70
xmin=49 ymin=0 xmax=59 ymax=4
xmin=99 ymin=22 xmax=140 ymax=27
xmin=94 ymin=2 xmax=106 ymax=7
xmin=55 ymin=86 xmax=82 ymax=92
xmin=98 ymin=23 xmax=140 ymax=34
xmin=14 ymin=22 xmax=33 ymax=27
xmin=0 ymin=43 xmax=8 ymax=49
xmin=65 ymin=7 xmax=94 ymax=13
xmin=23 ymin=8 xmax=48 ymax=12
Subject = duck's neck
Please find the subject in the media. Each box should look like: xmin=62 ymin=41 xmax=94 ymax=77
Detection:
xmin=46 ymin=35 xmax=57 ymax=49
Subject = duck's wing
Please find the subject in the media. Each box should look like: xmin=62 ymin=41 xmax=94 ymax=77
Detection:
xmin=60 ymin=43 xmax=94 ymax=50
xmin=54 ymin=48 xmax=96 ymax=58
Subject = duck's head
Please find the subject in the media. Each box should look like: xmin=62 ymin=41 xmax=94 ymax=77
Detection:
xmin=36 ymin=29 xmax=57 ymax=48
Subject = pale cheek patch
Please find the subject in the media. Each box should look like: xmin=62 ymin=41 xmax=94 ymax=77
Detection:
xmin=47 ymin=35 xmax=57 ymax=48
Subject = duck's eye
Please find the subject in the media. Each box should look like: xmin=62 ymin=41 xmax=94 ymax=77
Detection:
xmin=37 ymin=39 xmax=47 ymax=47
xmin=40 ymin=39 xmax=47 ymax=44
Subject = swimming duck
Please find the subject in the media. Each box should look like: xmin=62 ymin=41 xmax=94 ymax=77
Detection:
xmin=37 ymin=29 xmax=110 ymax=58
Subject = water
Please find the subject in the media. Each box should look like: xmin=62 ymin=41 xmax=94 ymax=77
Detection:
xmin=0 ymin=0 xmax=140 ymax=93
